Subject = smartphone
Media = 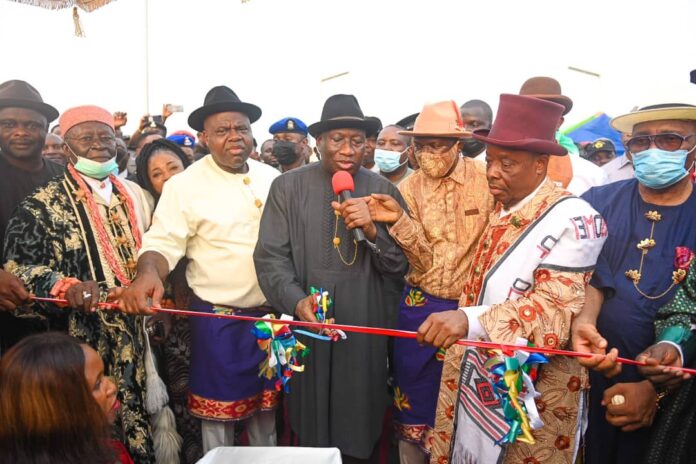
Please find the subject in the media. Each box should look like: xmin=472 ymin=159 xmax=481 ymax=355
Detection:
xmin=147 ymin=115 xmax=164 ymax=127
xmin=165 ymin=104 xmax=184 ymax=113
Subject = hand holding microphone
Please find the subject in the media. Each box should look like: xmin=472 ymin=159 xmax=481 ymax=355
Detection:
xmin=331 ymin=171 xmax=377 ymax=242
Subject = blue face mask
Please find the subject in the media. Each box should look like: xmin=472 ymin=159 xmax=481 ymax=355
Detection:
xmin=374 ymin=148 xmax=407 ymax=173
xmin=632 ymin=147 xmax=693 ymax=189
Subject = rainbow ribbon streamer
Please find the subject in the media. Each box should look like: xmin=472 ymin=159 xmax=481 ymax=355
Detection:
xmin=310 ymin=287 xmax=347 ymax=341
xmin=310 ymin=286 xmax=332 ymax=323
xmin=252 ymin=289 xmax=346 ymax=392
xmin=251 ymin=314 xmax=314 ymax=392
xmin=483 ymin=339 xmax=548 ymax=445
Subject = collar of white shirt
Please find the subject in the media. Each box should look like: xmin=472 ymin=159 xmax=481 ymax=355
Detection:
xmin=79 ymin=173 xmax=113 ymax=205
xmin=500 ymin=177 xmax=547 ymax=218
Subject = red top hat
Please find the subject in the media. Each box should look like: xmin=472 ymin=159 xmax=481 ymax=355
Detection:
xmin=473 ymin=94 xmax=567 ymax=156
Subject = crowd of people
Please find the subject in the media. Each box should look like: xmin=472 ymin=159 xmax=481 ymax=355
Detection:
xmin=0 ymin=74 xmax=695 ymax=464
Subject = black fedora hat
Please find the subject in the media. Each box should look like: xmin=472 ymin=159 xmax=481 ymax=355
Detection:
xmin=396 ymin=112 xmax=419 ymax=130
xmin=188 ymin=85 xmax=261 ymax=131
xmin=308 ymin=94 xmax=380 ymax=138
xmin=0 ymin=80 xmax=59 ymax=123
xmin=365 ymin=116 xmax=383 ymax=138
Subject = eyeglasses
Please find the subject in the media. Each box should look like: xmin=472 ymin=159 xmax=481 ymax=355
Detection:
xmin=626 ymin=133 xmax=696 ymax=153
xmin=67 ymin=134 xmax=116 ymax=145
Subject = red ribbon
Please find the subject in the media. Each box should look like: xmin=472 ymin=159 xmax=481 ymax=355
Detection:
xmin=30 ymin=296 xmax=696 ymax=376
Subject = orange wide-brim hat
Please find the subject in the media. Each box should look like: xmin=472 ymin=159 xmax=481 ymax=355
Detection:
xmin=398 ymin=101 xmax=471 ymax=139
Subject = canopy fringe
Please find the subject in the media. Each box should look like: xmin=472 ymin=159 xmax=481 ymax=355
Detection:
xmin=72 ymin=6 xmax=85 ymax=37
xmin=7 ymin=0 xmax=115 ymax=13
xmin=8 ymin=0 xmax=68 ymax=9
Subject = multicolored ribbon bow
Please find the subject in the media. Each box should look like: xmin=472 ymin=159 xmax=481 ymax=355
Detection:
xmin=310 ymin=286 xmax=332 ymax=323
xmin=252 ymin=315 xmax=310 ymax=392
xmin=483 ymin=339 xmax=548 ymax=445
xmin=310 ymin=287 xmax=347 ymax=341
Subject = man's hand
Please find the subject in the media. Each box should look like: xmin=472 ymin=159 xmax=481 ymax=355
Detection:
xmin=162 ymin=104 xmax=173 ymax=122
xmin=64 ymin=280 xmax=101 ymax=313
xmin=113 ymin=112 xmax=128 ymax=129
xmin=331 ymin=198 xmax=378 ymax=241
xmin=0 ymin=270 xmax=30 ymax=312
xmin=138 ymin=114 xmax=150 ymax=131
xmin=637 ymin=343 xmax=690 ymax=386
xmin=293 ymin=294 xmax=318 ymax=332
xmin=365 ymin=193 xmax=404 ymax=224
xmin=602 ymin=380 xmax=657 ymax=432
xmin=110 ymin=269 xmax=161 ymax=315
xmin=572 ymin=321 xmax=621 ymax=378
xmin=417 ymin=310 xmax=469 ymax=349
xmin=294 ymin=295 xmax=343 ymax=339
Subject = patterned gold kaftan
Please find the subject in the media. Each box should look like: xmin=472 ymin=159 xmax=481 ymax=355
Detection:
xmin=388 ymin=158 xmax=494 ymax=448
xmin=390 ymin=157 xmax=494 ymax=300
xmin=2 ymin=172 xmax=155 ymax=463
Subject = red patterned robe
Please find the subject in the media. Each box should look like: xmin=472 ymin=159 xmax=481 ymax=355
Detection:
xmin=428 ymin=179 xmax=607 ymax=464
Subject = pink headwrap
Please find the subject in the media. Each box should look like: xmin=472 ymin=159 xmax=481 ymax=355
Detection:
xmin=59 ymin=105 xmax=114 ymax=137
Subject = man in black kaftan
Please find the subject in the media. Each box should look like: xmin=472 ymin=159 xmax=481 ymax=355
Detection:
xmin=254 ymin=95 xmax=408 ymax=461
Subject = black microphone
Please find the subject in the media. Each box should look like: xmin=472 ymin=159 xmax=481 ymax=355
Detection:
xmin=332 ymin=171 xmax=366 ymax=243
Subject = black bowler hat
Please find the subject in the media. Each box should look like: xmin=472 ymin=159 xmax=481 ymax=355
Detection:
xmin=308 ymin=94 xmax=380 ymax=138
xmin=396 ymin=112 xmax=419 ymax=130
xmin=365 ymin=116 xmax=383 ymax=138
xmin=188 ymin=85 xmax=262 ymax=131
xmin=0 ymin=79 xmax=59 ymax=122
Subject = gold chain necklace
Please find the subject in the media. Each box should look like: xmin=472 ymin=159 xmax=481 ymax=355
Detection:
xmin=625 ymin=210 xmax=687 ymax=300
xmin=332 ymin=196 xmax=358 ymax=266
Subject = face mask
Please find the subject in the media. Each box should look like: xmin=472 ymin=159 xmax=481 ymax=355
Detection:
xmin=460 ymin=138 xmax=485 ymax=158
xmin=416 ymin=144 xmax=459 ymax=178
xmin=74 ymin=156 xmax=119 ymax=179
xmin=632 ymin=147 xmax=694 ymax=189
xmin=273 ymin=140 xmax=300 ymax=165
xmin=374 ymin=148 xmax=407 ymax=173
xmin=67 ymin=143 xmax=119 ymax=179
